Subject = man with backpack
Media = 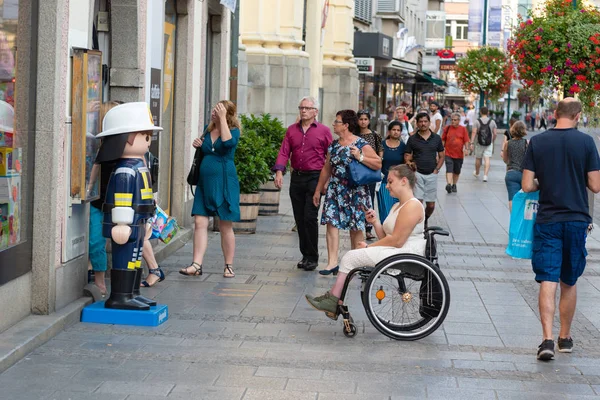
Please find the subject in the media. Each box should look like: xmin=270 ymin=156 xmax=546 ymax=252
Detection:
xmin=470 ymin=107 xmax=497 ymax=182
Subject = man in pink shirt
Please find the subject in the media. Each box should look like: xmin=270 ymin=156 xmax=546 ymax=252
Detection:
xmin=274 ymin=96 xmax=333 ymax=271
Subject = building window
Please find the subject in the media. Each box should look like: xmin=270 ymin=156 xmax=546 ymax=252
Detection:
xmin=354 ymin=0 xmax=372 ymax=23
xmin=445 ymin=22 xmax=451 ymax=39
xmin=456 ymin=20 xmax=468 ymax=40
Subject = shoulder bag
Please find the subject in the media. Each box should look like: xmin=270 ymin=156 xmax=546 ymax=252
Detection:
xmin=347 ymin=148 xmax=382 ymax=187
xmin=187 ymin=129 xmax=209 ymax=193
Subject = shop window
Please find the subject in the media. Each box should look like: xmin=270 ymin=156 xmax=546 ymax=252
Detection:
xmin=0 ymin=1 xmax=21 ymax=253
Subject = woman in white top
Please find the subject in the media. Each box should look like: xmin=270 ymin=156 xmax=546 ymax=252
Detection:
xmin=306 ymin=164 xmax=426 ymax=317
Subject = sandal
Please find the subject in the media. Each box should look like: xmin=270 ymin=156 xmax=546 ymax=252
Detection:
xmin=223 ymin=264 xmax=235 ymax=278
xmin=141 ymin=267 xmax=165 ymax=287
xmin=179 ymin=262 xmax=203 ymax=276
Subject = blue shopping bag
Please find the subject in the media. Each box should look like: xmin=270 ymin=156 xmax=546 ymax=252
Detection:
xmin=506 ymin=190 xmax=539 ymax=259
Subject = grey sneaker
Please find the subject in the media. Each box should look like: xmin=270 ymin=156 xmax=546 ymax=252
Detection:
xmin=558 ymin=337 xmax=573 ymax=353
xmin=537 ymin=339 xmax=555 ymax=361
xmin=305 ymin=292 xmax=339 ymax=316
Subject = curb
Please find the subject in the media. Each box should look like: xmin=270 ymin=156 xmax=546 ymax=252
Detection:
xmin=0 ymin=297 xmax=92 ymax=374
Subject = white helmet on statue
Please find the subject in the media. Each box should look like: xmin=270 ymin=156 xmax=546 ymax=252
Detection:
xmin=96 ymin=102 xmax=162 ymax=138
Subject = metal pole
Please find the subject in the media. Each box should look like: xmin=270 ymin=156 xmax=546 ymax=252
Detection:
xmin=507 ymin=85 xmax=511 ymax=125
xmin=479 ymin=0 xmax=489 ymax=109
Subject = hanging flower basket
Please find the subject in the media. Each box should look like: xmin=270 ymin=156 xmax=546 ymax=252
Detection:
xmin=509 ymin=0 xmax=600 ymax=112
xmin=456 ymin=47 xmax=514 ymax=101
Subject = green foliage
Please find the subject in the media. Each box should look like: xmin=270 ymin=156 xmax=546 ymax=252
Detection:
xmin=512 ymin=111 xmax=523 ymax=119
xmin=234 ymin=129 xmax=272 ymax=194
xmin=240 ymin=114 xmax=286 ymax=173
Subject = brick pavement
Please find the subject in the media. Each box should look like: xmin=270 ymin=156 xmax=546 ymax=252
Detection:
xmin=4 ymin=134 xmax=600 ymax=399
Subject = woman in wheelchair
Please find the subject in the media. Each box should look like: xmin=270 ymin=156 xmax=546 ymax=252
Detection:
xmin=306 ymin=164 xmax=426 ymax=318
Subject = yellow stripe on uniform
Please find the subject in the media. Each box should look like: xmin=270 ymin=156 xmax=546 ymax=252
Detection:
xmin=140 ymin=188 xmax=153 ymax=200
xmin=115 ymin=193 xmax=133 ymax=206
xmin=127 ymin=261 xmax=137 ymax=270
xmin=141 ymin=171 xmax=150 ymax=190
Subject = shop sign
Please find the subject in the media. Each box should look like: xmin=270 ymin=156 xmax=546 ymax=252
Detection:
xmin=425 ymin=11 xmax=446 ymax=49
xmin=422 ymin=55 xmax=439 ymax=73
xmin=439 ymin=58 xmax=457 ymax=71
xmin=355 ymin=58 xmax=375 ymax=75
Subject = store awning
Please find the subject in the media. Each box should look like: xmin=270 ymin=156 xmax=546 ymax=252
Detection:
xmin=417 ymin=72 xmax=447 ymax=87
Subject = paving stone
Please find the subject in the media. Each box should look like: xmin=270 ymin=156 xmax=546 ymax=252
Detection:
xmin=48 ymin=392 xmax=127 ymax=400
xmin=95 ymin=381 xmax=174 ymax=396
xmin=286 ymin=378 xmax=356 ymax=394
xmin=255 ymin=366 xmax=323 ymax=379
xmin=426 ymin=386 xmax=497 ymax=400
xmin=214 ymin=375 xmax=287 ymax=390
xmin=242 ymin=389 xmax=316 ymax=400
xmin=167 ymin=385 xmax=246 ymax=399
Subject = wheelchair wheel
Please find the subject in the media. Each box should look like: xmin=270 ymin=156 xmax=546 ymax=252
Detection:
xmin=362 ymin=254 xmax=450 ymax=341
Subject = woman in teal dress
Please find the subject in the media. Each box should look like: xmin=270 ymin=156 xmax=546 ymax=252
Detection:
xmin=377 ymin=120 xmax=406 ymax=223
xmin=180 ymin=100 xmax=240 ymax=278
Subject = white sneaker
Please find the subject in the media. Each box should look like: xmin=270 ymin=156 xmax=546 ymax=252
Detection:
xmin=483 ymin=175 xmax=488 ymax=182
xmin=473 ymin=171 xmax=479 ymax=178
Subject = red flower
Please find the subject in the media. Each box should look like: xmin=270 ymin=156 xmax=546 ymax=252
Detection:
xmin=535 ymin=36 xmax=542 ymax=41
xmin=535 ymin=55 xmax=541 ymax=59
xmin=548 ymin=40 xmax=553 ymax=45
xmin=570 ymin=84 xmax=581 ymax=93
xmin=554 ymin=48 xmax=560 ymax=53
xmin=576 ymin=75 xmax=588 ymax=82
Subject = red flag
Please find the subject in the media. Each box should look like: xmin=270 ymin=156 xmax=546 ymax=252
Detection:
xmin=321 ymin=0 xmax=330 ymax=29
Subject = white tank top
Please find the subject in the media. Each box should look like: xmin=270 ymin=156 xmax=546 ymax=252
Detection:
xmin=382 ymin=198 xmax=425 ymax=239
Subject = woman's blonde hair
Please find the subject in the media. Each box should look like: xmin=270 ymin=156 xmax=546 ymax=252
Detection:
xmin=208 ymin=100 xmax=241 ymax=132
xmin=389 ymin=164 xmax=416 ymax=189
xmin=510 ymin=121 xmax=527 ymax=139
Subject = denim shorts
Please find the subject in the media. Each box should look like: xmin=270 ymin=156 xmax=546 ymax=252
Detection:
xmin=532 ymin=221 xmax=589 ymax=286
xmin=444 ymin=156 xmax=464 ymax=175
xmin=505 ymin=170 xmax=523 ymax=201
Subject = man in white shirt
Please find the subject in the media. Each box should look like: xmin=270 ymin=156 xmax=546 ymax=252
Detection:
xmin=429 ymin=101 xmax=443 ymax=135
xmin=395 ymin=106 xmax=414 ymax=143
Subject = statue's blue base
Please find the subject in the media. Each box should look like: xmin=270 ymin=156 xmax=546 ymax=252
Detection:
xmin=81 ymin=301 xmax=168 ymax=327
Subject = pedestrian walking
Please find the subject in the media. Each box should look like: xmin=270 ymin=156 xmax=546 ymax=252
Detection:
xmin=429 ymin=101 xmax=443 ymax=135
xmin=539 ymin=113 xmax=547 ymax=130
xmin=404 ymin=112 xmax=445 ymax=226
xmin=441 ymin=113 xmax=470 ymax=194
xmin=502 ymin=121 xmax=528 ymax=212
xmin=313 ymin=110 xmax=381 ymax=275
xmin=305 ymin=165 xmax=425 ymax=318
xmin=273 ymin=96 xmax=332 ymax=271
xmin=394 ymin=106 xmax=414 ymax=143
xmin=377 ymin=121 xmax=406 ymax=223
xmin=471 ymin=107 xmax=497 ymax=182
xmin=181 ymin=100 xmax=241 ymax=278
xmin=357 ymin=110 xmax=382 ymax=241
xmin=521 ymin=98 xmax=600 ymax=361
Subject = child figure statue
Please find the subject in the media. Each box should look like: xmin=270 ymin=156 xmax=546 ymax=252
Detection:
xmin=95 ymin=102 xmax=162 ymax=310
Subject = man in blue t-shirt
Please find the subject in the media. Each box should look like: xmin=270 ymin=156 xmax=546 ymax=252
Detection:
xmin=522 ymin=98 xmax=600 ymax=361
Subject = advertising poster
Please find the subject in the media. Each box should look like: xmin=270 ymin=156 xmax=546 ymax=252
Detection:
xmin=149 ymin=68 xmax=161 ymax=157
xmin=85 ymin=52 xmax=102 ymax=199
xmin=488 ymin=0 xmax=503 ymax=47
xmin=468 ymin=0 xmax=483 ymax=46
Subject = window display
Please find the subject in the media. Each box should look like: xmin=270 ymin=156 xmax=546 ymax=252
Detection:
xmin=0 ymin=3 xmax=21 ymax=253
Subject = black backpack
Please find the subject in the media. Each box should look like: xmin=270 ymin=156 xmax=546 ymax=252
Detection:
xmin=477 ymin=118 xmax=493 ymax=146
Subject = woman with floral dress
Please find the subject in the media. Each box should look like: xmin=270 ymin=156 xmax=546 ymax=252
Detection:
xmin=312 ymin=110 xmax=382 ymax=275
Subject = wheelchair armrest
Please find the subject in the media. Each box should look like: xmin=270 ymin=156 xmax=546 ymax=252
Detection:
xmin=425 ymin=226 xmax=444 ymax=232
xmin=432 ymin=230 xmax=450 ymax=237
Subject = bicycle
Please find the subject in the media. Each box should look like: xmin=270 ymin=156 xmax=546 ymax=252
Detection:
xmin=333 ymin=226 xmax=451 ymax=341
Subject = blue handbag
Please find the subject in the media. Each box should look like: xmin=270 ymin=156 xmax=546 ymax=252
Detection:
xmin=347 ymin=160 xmax=382 ymax=187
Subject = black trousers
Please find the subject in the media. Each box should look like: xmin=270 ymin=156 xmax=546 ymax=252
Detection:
xmin=289 ymin=172 xmax=320 ymax=263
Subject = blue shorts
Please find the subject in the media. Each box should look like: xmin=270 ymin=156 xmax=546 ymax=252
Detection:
xmin=532 ymin=221 xmax=589 ymax=286
xmin=505 ymin=170 xmax=522 ymax=201
xmin=88 ymin=205 xmax=107 ymax=272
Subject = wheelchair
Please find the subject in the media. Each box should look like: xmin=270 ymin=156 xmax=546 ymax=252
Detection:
xmin=334 ymin=226 xmax=451 ymax=341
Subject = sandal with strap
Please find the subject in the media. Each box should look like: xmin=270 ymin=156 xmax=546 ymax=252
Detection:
xmin=179 ymin=262 xmax=203 ymax=276
xmin=223 ymin=264 xmax=235 ymax=278
xmin=141 ymin=267 xmax=166 ymax=287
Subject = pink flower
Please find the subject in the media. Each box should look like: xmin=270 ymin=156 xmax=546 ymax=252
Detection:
xmin=526 ymin=19 xmax=533 ymax=25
